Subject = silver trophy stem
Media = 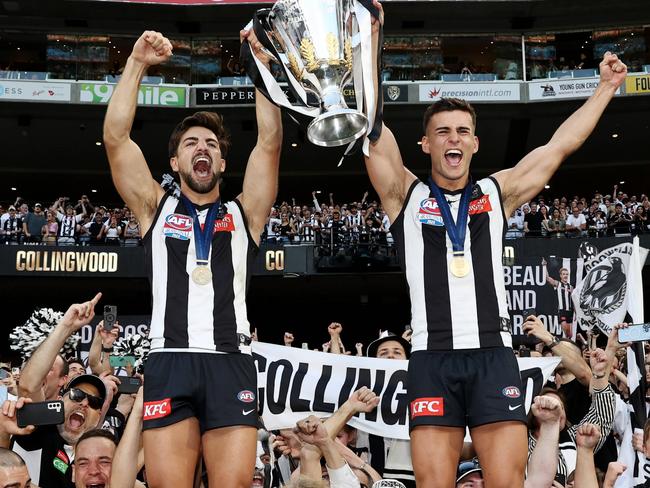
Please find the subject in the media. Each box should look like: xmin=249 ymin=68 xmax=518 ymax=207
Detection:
xmin=307 ymin=85 xmax=368 ymax=147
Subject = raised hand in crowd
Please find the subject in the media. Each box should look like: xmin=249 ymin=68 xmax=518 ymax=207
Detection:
xmin=0 ymin=398 xmax=35 ymax=448
xmin=284 ymin=332 xmax=295 ymax=347
xmin=322 ymin=341 xmax=331 ymax=353
xmin=574 ymin=423 xmax=601 ymax=488
xmin=89 ymin=319 xmax=119 ymax=376
xmin=251 ymin=327 xmax=258 ymax=342
xmin=402 ymin=327 xmax=413 ymax=343
xmin=355 ymin=343 xmax=364 ymax=356
xmin=589 ymin=348 xmax=612 ymax=390
xmin=19 ymin=292 xmax=102 ymax=401
xmin=606 ymin=322 xmax=632 ymax=359
xmin=603 ymin=461 xmax=627 ymax=488
xmin=111 ymin=385 xmax=146 ymax=488
xmin=527 ymin=395 xmax=562 ymax=488
xmin=328 ymin=322 xmax=344 ymax=354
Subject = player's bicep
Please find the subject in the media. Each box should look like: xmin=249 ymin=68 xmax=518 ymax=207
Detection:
xmin=365 ymin=126 xmax=412 ymax=209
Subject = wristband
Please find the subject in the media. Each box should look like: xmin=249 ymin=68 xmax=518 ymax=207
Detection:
xmin=548 ymin=336 xmax=560 ymax=348
xmin=102 ymin=346 xmax=113 ymax=352
xmin=592 ymin=372 xmax=606 ymax=379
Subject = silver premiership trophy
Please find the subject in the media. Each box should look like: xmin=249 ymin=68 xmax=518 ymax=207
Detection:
xmin=251 ymin=0 xmax=373 ymax=147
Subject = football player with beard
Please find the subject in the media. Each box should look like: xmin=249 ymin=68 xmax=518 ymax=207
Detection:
xmin=103 ymin=30 xmax=282 ymax=488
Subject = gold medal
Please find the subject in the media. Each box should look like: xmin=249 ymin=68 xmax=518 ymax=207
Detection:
xmin=450 ymin=255 xmax=470 ymax=278
xmin=191 ymin=266 xmax=212 ymax=285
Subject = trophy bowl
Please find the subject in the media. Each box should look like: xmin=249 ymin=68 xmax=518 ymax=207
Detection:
xmin=261 ymin=0 xmax=369 ymax=147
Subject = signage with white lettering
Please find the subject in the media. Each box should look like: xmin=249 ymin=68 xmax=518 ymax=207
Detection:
xmin=528 ymin=77 xmax=620 ymax=101
xmin=0 ymin=81 xmax=71 ymax=102
xmin=79 ymin=83 xmax=187 ymax=107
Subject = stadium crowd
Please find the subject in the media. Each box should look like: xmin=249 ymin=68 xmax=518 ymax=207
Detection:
xmin=0 ymin=296 xmax=649 ymax=488
xmin=1 ymin=183 xmax=648 ymax=248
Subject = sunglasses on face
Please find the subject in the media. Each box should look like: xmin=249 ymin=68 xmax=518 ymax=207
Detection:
xmin=67 ymin=387 xmax=103 ymax=410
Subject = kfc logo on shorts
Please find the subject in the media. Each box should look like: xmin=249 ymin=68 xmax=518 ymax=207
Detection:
xmin=163 ymin=213 xmax=193 ymax=240
xmin=502 ymin=386 xmax=521 ymax=399
xmin=214 ymin=214 xmax=236 ymax=233
xmin=417 ymin=198 xmax=444 ymax=227
xmin=237 ymin=390 xmax=256 ymax=403
xmin=410 ymin=397 xmax=444 ymax=418
xmin=143 ymin=398 xmax=172 ymax=420
xmin=468 ymin=195 xmax=492 ymax=215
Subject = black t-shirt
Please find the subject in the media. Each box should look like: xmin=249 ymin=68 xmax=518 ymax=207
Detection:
xmin=525 ymin=212 xmax=544 ymax=235
xmin=11 ymin=425 xmax=74 ymax=488
xmin=558 ymin=377 xmax=590 ymax=425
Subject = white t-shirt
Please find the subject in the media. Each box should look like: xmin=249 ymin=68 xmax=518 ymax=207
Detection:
xmin=566 ymin=213 xmax=586 ymax=229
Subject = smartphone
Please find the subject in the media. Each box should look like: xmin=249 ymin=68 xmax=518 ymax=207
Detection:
xmin=618 ymin=323 xmax=650 ymax=343
xmin=104 ymin=305 xmax=118 ymax=329
xmin=17 ymin=401 xmax=65 ymax=427
xmin=523 ymin=308 xmax=536 ymax=319
xmin=0 ymin=369 xmax=8 ymax=380
xmin=117 ymin=376 xmax=142 ymax=394
xmin=109 ymin=355 xmax=135 ymax=368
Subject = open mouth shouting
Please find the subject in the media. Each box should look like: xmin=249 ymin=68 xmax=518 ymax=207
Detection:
xmin=67 ymin=410 xmax=86 ymax=432
xmin=84 ymin=483 xmax=107 ymax=488
xmin=444 ymin=149 xmax=463 ymax=167
xmin=192 ymin=154 xmax=213 ymax=178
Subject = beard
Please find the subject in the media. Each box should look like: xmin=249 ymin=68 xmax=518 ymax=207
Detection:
xmin=178 ymin=166 xmax=221 ymax=194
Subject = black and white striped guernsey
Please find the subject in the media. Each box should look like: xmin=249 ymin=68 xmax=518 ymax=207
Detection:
xmin=556 ymin=281 xmax=573 ymax=311
xmin=143 ymin=191 xmax=258 ymax=354
xmin=390 ymin=177 xmax=512 ymax=351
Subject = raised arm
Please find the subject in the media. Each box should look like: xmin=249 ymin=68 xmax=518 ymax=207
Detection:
xmin=495 ymin=53 xmax=627 ymax=216
xmin=364 ymin=1 xmax=415 ymax=221
xmin=574 ymin=423 xmax=601 ymax=488
xmin=541 ymin=258 xmax=559 ymax=288
xmin=238 ymin=30 xmax=282 ymax=243
xmin=526 ymin=396 xmax=561 ymax=488
xmin=110 ymin=387 xmax=146 ymax=488
xmin=103 ymin=31 xmax=169 ymax=233
xmin=523 ymin=316 xmax=591 ymax=385
xmin=19 ymin=293 xmax=101 ymax=401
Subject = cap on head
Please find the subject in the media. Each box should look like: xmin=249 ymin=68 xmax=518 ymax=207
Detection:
xmin=366 ymin=331 xmax=411 ymax=358
xmin=456 ymin=459 xmax=482 ymax=483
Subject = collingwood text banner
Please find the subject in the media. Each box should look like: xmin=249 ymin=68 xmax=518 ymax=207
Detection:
xmin=251 ymin=342 xmax=559 ymax=439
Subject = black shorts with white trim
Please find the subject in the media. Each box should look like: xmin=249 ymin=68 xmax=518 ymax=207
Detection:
xmin=407 ymin=347 xmax=527 ymax=430
xmin=143 ymin=351 xmax=258 ymax=432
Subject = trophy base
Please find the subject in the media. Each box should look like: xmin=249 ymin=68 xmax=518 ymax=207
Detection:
xmin=307 ymin=109 xmax=368 ymax=147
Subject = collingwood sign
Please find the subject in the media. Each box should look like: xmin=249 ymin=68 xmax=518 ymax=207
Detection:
xmin=0 ymin=247 xmax=145 ymax=277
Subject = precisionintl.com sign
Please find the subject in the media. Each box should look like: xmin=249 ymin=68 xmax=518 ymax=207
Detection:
xmin=79 ymin=83 xmax=187 ymax=107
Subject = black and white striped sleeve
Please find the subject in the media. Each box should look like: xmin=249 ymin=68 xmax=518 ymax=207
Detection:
xmin=568 ymin=384 xmax=616 ymax=452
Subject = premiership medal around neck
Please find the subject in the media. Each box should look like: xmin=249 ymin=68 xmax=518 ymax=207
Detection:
xmin=192 ymin=266 xmax=212 ymax=286
xmin=450 ymin=254 xmax=470 ymax=278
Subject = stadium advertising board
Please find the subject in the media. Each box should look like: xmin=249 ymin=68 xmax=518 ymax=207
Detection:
xmin=528 ymin=77 xmax=619 ymax=101
xmin=194 ymin=84 xmax=408 ymax=106
xmin=626 ymin=74 xmax=650 ymax=94
xmin=418 ymin=82 xmax=521 ymax=102
xmin=0 ymin=81 xmax=71 ymax=102
xmin=79 ymin=82 xmax=186 ymax=107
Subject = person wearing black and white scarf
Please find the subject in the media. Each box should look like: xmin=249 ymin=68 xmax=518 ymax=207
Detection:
xmin=54 ymin=198 xmax=87 ymax=245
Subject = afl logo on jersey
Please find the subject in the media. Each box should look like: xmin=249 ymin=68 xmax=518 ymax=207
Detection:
xmin=417 ymin=198 xmax=444 ymax=227
xmin=163 ymin=213 xmax=193 ymax=240
xmin=237 ymin=390 xmax=256 ymax=403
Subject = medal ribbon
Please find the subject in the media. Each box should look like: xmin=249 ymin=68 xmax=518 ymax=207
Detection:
xmin=427 ymin=177 xmax=472 ymax=255
xmin=181 ymin=195 xmax=221 ymax=267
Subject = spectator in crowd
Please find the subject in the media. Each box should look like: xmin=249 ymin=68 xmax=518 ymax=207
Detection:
xmin=21 ymin=203 xmax=46 ymax=244
xmin=631 ymin=205 xmax=647 ymax=235
xmin=608 ymin=203 xmax=632 ymax=235
xmin=546 ymin=208 xmax=566 ymax=238
xmin=84 ymin=213 xmax=107 ymax=245
xmin=507 ymin=208 xmax=525 ymax=238
xmin=455 ymin=458 xmax=482 ymax=488
xmin=525 ymin=202 xmax=544 ymax=237
xmin=67 ymin=359 xmax=86 ymax=380
xmin=74 ymin=195 xmax=95 ymax=216
xmin=54 ymin=198 xmax=88 ymax=246
xmin=539 ymin=204 xmax=550 ymax=237
xmin=72 ymin=429 xmax=117 ymax=488
xmin=122 ymin=213 xmax=142 ymax=245
xmin=2 ymin=206 xmax=23 ymax=244
xmin=42 ymin=210 xmax=59 ymax=245
xmin=566 ymin=206 xmax=587 ymax=237
xmin=0 ymin=448 xmax=31 ymax=488
xmin=99 ymin=216 xmax=122 ymax=245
